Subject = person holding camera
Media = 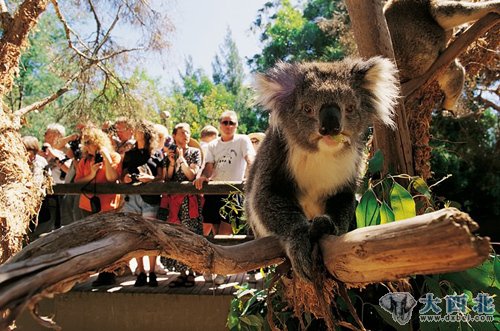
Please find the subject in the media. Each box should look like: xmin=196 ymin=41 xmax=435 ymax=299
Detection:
xmin=159 ymin=123 xmax=202 ymax=287
xmin=58 ymin=124 xmax=87 ymax=226
xmin=121 ymin=120 xmax=164 ymax=287
xmin=74 ymin=127 xmax=121 ymax=216
xmin=74 ymin=127 xmax=122 ymax=287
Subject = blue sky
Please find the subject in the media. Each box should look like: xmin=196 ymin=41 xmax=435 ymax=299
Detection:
xmin=142 ymin=0 xmax=284 ymax=85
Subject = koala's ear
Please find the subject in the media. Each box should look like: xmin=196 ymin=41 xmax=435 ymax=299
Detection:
xmin=253 ymin=62 xmax=300 ymax=111
xmin=352 ymin=57 xmax=400 ymax=128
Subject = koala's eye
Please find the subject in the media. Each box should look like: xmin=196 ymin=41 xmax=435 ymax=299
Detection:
xmin=303 ymin=105 xmax=313 ymax=114
xmin=345 ymin=105 xmax=355 ymax=114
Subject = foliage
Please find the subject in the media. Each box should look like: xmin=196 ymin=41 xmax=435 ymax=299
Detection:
xmin=249 ymin=0 xmax=354 ymax=72
xmin=166 ymin=31 xmax=269 ymax=138
xmin=430 ymin=109 xmax=500 ymax=240
xmin=227 ymin=270 xmax=317 ymax=331
xmin=7 ymin=1 xmax=173 ymax=140
xmin=165 ymin=59 xmax=236 ymax=138
xmin=220 ymin=189 xmax=248 ymax=235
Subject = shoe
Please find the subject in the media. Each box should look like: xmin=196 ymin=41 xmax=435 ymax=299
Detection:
xmin=169 ymin=275 xmax=187 ymax=287
xmin=148 ymin=272 xmax=158 ymax=287
xmin=247 ymin=273 xmax=257 ymax=283
xmin=134 ymin=272 xmax=147 ymax=287
xmin=203 ymin=272 xmax=213 ymax=282
xmin=213 ymin=274 xmax=226 ymax=285
xmin=92 ymin=272 xmax=116 ymax=286
xmin=184 ymin=274 xmax=195 ymax=287
xmin=154 ymin=263 xmax=167 ymax=275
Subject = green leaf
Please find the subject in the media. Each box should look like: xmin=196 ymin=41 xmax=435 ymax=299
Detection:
xmin=356 ymin=189 xmax=380 ymax=228
xmin=442 ymin=256 xmax=500 ymax=293
xmin=245 ymin=315 xmax=263 ymax=327
xmin=494 ymin=255 xmax=500 ymax=287
xmin=412 ymin=177 xmax=431 ymax=198
xmin=370 ymin=304 xmax=412 ymax=331
xmin=368 ymin=149 xmax=384 ymax=174
xmin=390 ymin=182 xmax=416 ymax=221
xmin=379 ymin=202 xmax=395 ymax=224
xmin=242 ymin=295 xmax=258 ymax=315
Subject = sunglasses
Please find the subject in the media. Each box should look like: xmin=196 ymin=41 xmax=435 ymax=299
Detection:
xmin=221 ymin=120 xmax=237 ymax=126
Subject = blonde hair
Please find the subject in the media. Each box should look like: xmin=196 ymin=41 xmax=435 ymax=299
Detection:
xmin=22 ymin=136 xmax=41 ymax=152
xmin=46 ymin=123 xmax=66 ymax=137
xmin=200 ymin=125 xmax=219 ymax=139
xmin=81 ymin=127 xmax=114 ymax=153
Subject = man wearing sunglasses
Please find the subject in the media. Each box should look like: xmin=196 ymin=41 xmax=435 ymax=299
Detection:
xmin=194 ymin=110 xmax=255 ymax=236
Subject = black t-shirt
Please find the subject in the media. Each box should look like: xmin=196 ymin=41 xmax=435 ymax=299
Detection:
xmin=122 ymin=148 xmax=163 ymax=205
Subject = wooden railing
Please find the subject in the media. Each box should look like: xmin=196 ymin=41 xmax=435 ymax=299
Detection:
xmin=52 ymin=181 xmax=251 ymax=243
xmin=52 ymin=181 xmax=245 ymax=195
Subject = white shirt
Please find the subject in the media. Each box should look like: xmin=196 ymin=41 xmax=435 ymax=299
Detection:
xmin=205 ymin=134 xmax=255 ymax=181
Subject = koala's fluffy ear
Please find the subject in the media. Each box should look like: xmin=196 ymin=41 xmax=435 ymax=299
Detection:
xmin=253 ymin=62 xmax=300 ymax=112
xmin=351 ymin=57 xmax=400 ymax=128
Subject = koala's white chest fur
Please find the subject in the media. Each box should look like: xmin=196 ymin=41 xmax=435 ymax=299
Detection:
xmin=288 ymin=144 xmax=361 ymax=220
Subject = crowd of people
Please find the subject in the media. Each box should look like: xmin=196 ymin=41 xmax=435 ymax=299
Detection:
xmin=22 ymin=111 xmax=265 ymax=288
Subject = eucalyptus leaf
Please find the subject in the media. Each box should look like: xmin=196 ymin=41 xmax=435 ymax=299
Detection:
xmin=380 ymin=202 xmax=395 ymax=224
xmin=390 ymin=182 xmax=416 ymax=220
xmin=412 ymin=177 xmax=432 ymax=198
xmin=356 ymin=189 xmax=380 ymax=228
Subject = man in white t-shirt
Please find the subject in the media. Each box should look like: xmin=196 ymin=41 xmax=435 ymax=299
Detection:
xmin=194 ymin=110 xmax=255 ymax=236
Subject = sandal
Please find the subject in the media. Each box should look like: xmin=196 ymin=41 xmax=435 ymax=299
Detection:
xmin=169 ymin=275 xmax=187 ymax=287
xmin=184 ymin=274 xmax=195 ymax=287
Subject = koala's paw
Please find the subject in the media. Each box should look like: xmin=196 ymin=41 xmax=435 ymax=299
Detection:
xmin=309 ymin=215 xmax=339 ymax=242
xmin=285 ymin=231 xmax=314 ymax=281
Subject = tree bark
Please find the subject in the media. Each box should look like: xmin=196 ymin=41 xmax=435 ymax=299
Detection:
xmin=345 ymin=0 xmax=414 ymax=175
xmin=0 ymin=208 xmax=489 ymax=328
xmin=0 ymin=0 xmax=51 ymax=264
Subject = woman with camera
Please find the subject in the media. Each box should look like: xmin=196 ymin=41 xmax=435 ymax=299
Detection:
xmin=120 ymin=120 xmax=164 ymax=287
xmin=160 ymin=122 xmax=203 ymax=287
xmin=74 ymin=127 xmax=121 ymax=216
xmin=74 ymin=127 xmax=122 ymax=287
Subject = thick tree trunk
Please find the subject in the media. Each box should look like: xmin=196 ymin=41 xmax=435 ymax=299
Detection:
xmin=0 ymin=0 xmax=50 ymax=263
xmin=345 ymin=0 xmax=414 ymax=175
xmin=0 ymin=208 xmax=489 ymax=328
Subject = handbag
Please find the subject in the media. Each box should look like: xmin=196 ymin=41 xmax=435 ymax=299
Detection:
xmin=82 ymin=167 xmax=101 ymax=214
xmin=89 ymin=195 xmax=101 ymax=213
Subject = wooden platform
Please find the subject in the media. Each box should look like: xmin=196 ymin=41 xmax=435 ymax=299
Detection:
xmin=16 ymin=272 xmax=265 ymax=331
xmin=74 ymin=271 xmax=265 ymax=295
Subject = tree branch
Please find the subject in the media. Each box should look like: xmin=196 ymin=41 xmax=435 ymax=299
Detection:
xmin=0 ymin=208 xmax=489 ymax=328
xmin=14 ymin=77 xmax=73 ymax=117
xmin=402 ymin=13 xmax=500 ymax=98
xmin=0 ymin=0 xmax=12 ymax=32
xmin=86 ymin=0 xmax=101 ymax=48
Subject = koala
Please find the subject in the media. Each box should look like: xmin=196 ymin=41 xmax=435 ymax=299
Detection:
xmin=245 ymin=57 xmax=399 ymax=281
xmin=384 ymin=0 xmax=500 ymax=111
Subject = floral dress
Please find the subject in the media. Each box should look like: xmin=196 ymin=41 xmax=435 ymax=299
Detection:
xmin=162 ymin=146 xmax=203 ymax=273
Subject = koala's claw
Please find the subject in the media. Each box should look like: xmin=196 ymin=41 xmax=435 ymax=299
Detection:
xmin=309 ymin=215 xmax=338 ymax=242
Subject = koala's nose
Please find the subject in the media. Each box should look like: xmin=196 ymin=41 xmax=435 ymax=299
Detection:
xmin=319 ymin=104 xmax=341 ymax=136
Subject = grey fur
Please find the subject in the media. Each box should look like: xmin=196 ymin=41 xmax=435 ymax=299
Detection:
xmin=246 ymin=57 xmax=399 ymax=281
xmin=384 ymin=0 xmax=500 ymax=111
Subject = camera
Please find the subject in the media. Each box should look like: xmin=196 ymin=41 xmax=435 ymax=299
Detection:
xmin=68 ymin=139 xmax=82 ymax=160
xmin=168 ymin=143 xmax=177 ymax=152
xmin=130 ymin=173 xmax=140 ymax=183
xmin=94 ymin=152 xmax=103 ymax=163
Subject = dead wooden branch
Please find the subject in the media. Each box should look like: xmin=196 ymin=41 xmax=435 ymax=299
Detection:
xmin=402 ymin=13 xmax=500 ymax=98
xmin=0 ymin=208 xmax=489 ymax=328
